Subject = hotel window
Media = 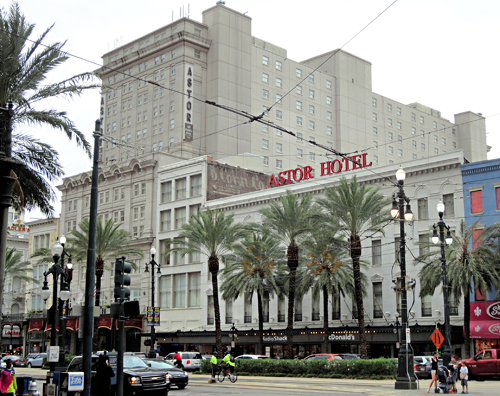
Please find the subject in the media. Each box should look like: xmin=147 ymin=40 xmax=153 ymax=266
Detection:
xmin=297 ymin=149 xmax=303 ymax=158
xmin=388 ymin=146 xmax=393 ymax=155
xmin=453 ymin=142 xmax=457 ymax=149
xmin=411 ymin=113 xmax=416 ymax=121
xmin=188 ymin=273 xmax=201 ymax=307
xmin=308 ymin=74 xmax=314 ymax=82
xmin=373 ymin=282 xmax=383 ymax=318
xmin=373 ymin=155 xmax=378 ymax=163
xmin=296 ymin=68 xmax=302 ymax=78
xmin=434 ymin=148 xmax=439 ymax=155
xmin=262 ymin=56 xmax=269 ymax=65
xmin=327 ymin=142 xmax=332 ymax=149
xmin=309 ymin=105 xmax=314 ymax=114
xmin=433 ymin=121 xmax=437 ymax=128
xmin=276 ymin=143 xmax=282 ymax=152
xmin=170 ymin=101 xmax=175 ymax=111
xmin=398 ymin=149 xmax=403 ymax=157
xmin=133 ymin=207 xmax=139 ymax=220
xmin=412 ymin=127 xmax=416 ymax=134
xmin=297 ymin=133 xmax=303 ymax=142
xmin=372 ymin=113 xmax=377 ymax=121
xmin=169 ymin=138 xmax=174 ymax=147
xmin=161 ymin=181 xmax=172 ymax=203
xmin=152 ymin=143 xmax=157 ymax=152
xmin=276 ymin=94 xmax=282 ymax=103
xmin=420 ymin=116 xmax=424 ymax=124
xmin=418 ymin=198 xmax=429 ymax=220
xmin=262 ymin=139 xmax=269 ymax=149
xmin=276 ymin=159 xmax=282 ymax=169
xmin=397 ymin=107 xmax=401 ymax=115
xmin=326 ymin=96 xmax=332 ymax=105
xmin=160 ymin=104 xmax=165 ymax=114
xmin=412 ymin=140 xmax=416 ymax=148
xmin=434 ymin=135 xmax=438 ymax=143
xmin=421 ymin=295 xmax=432 ymax=317
xmin=173 ymin=274 xmax=186 ymax=307
xmin=421 ymin=130 xmax=425 ymax=138
xmin=309 ymin=136 xmax=315 ymax=143
xmin=190 ymin=174 xmax=202 ymax=197
xmin=276 ymin=128 xmax=282 ymax=136
xmin=194 ymin=50 xmax=201 ymax=59
xmin=388 ymin=132 xmax=393 ymax=140
xmin=309 ymin=89 xmax=314 ymax=99
xmin=387 ymin=103 xmax=392 ymax=112
xmin=373 ymin=141 xmax=378 ymax=149
xmin=296 ymin=101 xmax=302 ymax=110
xmin=276 ymin=61 xmax=282 ymax=70
xmin=296 ymin=116 xmax=302 ymax=126
xmin=327 ymin=111 xmax=332 ymax=120
xmin=171 ymin=49 xmax=176 ymax=58
xmin=388 ymin=118 xmax=392 ymax=127
xmin=398 ymin=135 xmax=402 ymax=142
xmin=121 ymin=188 xmax=125 ymax=199
xmin=397 ymin=121 xmax=402 ymax=130
xmin=421 ymin=143 xmax=425 ymax=151
xmin=327 ymin=126 xmax=332 ymax=135
xmin=372 ymin=98 xmax=377 ymax=106
xmin=175 ymin=178 xmax=186 ymax=200
xmin=442 ymin=138 xmax=446 ymax=145
xmin=326 ymin=80 xmax=332 ymax=89
xmin=276 ymin=110 xmax=282 ymax=119
xmin=170 ymin=119 xmax=175 ymax=129
xmin=262 ymin=73 xmax=269 ymax=83
xmin=470 ymin=190 xmax=483 ymax=214
xmin=175 ymin=207 xmax=186 ymax=229
xmin=263 ymin=156 xmax=269 ymax=166
xmin=309 ymin=121 xmax=315 ymax=130
xmin=309 ymin=152 xmax=315 ymax=161
xmin=262 ymin=124 xmax=268 ymax=132
xmin=443 ymin=193 xmax=455 ymax=217
xmin=276 ymin=78 xmax=282 ymax=87
xmin=296 ymin=85 xmax=302 ymax=94
xmin=413 ymin=154 xmax=417 ymax=160
xmin=140 ymin=205 xmax=145 ymax=219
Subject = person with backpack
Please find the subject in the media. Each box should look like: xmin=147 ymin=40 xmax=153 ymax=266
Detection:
xmin=222 ymin=351 xmax=235 ymax=374
xmin=0 ymin=359 xmax=17 ymax=396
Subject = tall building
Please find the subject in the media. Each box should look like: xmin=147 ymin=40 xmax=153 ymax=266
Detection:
xmin=57 ymin=3 xmax=491 ymax=355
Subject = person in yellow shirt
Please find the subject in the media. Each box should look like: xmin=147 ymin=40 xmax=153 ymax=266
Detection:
xmin=222 ymin=351 xmax=235 ymax=374
xmin=210 ymin=351 xmax=218 ymax=383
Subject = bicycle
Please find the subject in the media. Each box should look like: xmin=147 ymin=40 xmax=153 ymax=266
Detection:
xmin=217 ymin=365 xmax=238 ymax=383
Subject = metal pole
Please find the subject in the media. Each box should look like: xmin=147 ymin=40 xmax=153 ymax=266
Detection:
xmin=439 ymin=214 xmax=452 ymax=367
xmin=148 ymin=253 xmax=156 ymax=358
xmin=50 ymin=264 xmax=59 ymax=372
xmin=116 ymin=317 xmax=125 ymax=396
xmin=58 ymin=253 xmax=65 ymax=366
xmin=82 ymin=120 xmax=101 ymax=396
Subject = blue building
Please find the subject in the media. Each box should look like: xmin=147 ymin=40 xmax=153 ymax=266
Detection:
xmin=461 ymin=158 xmax=500 ymax=353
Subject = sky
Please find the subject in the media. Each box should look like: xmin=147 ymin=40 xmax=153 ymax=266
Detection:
xmin=12 ymin=0 xmax=500 ymax=221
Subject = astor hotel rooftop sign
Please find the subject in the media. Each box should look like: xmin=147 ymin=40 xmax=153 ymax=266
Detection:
xmin=268 ymin=153 xmax=372 ymax=187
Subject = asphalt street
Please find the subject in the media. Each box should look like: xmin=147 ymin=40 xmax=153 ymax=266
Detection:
xmin=13 ymin=368 xmax=498 ymax=395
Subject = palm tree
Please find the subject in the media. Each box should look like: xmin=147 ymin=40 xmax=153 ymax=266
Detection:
xmin=68 ymin=218 xmax=143 ymax=307
xmin=4 ymin=248 xmax=37 ymax=291
xmin=297 ymin=230 xmax=356 ymax=353
xmin=417 ymin=219 xmax=500 ymax=358
xmin=316 ymin=176 xmax=391 ymax=359
xmin=259 ymin=190 xmax=317 ymax=358
xmin=165 ymin=208 xmax=248 ymax=357
xmin=221 ymin=231 xmax=286 ymax=354
xmin=0 ymin=1 xmax=100 ymax=215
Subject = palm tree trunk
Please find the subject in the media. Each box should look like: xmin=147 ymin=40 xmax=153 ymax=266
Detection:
xmin=209 ymin=256 xmax=222 ymax=357
xmin=257 ymin=292 xmax=264 ymax=355
xmin=322 ymin=286 xmax=329 ymax=353
xmin=350 ymin=234 xmax=367 ymax=359
xmin=464 ymin=291 xmax=471 ymax=358
xmin=286 ymin=244 xmax=299 ymax=359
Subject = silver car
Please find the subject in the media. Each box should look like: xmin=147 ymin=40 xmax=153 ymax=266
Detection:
xmin=26 ymin=353 xmax=47 ymax=368
xmin=165 ymin=352 xmax=202 ymax=371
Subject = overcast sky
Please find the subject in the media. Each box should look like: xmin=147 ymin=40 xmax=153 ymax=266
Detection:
xmin=14 ymin=0 xmax=500 ymax=221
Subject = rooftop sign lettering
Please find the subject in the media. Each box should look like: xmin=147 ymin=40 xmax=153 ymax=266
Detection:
xmin=268 ymin=153 xmax=372 ymax=188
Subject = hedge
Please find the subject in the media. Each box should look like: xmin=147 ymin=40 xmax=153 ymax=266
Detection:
xmin=200 ymin=358 xmax=397 ymax=379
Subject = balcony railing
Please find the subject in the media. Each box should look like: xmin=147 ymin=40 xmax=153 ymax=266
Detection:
xmin=373 ymin=310 xmax=383 ymax=319
xmin=312 ymin=312 xmax=320 ymax=321
xmin=27 ymin=311 xmax=47 ymax=319
xmin=2 ymin=314 xmax=25 ymax=321
xmin=449 ymin=307 xmax=459 ymax=316
xmin=332 ymin=311 xmax=340 ymax=320
xmin=421 ymin=308 xmax=432 ymax=317
xmin=244 ymin=315 xmax=252 ymax=323
xmin=225 ymin=316 xmax=232 ymax=324
xmin=277 ymin=314 xmax=285 ymax=322
xmin=207 ymin=317 xmax=214 ymax=325
xmin=294 ymin=314 xmax=302 ymax=321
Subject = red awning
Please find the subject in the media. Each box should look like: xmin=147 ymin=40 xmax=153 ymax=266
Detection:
xmin=470 ymin=320 xmax=500 ymax=338
xmin=124 ymin=318 xmax=143 ymax=330
xmin=66 ymin=318 xmax=78 ymax=331
xmin=28 ymin=320 xmax=44 ymax=332
xmin=45 ymin=324 xmax=59 ymax=332
xmin=98 ymin=317 xmax=113 ymax=330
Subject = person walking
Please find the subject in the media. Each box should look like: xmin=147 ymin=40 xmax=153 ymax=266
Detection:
xmin=459 ymin=360 xmax=469 ymax=394
xmin=448 ymin=356 xmax=459 ymax=393
xmin=210 ymin=351 xmax=218 ymax=383
xmin=0 ymin=359 xmax=17 ymax=396
xmin=427 ymin=352 xmax=439 ymax=393
xmin=173 ymin=351 xmax=182 ymax=369
xmin=95 ymin=354 xmax=115 ymax=396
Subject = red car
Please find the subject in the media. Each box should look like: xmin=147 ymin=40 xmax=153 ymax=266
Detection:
xmin=304 ymin=354 xmax=343 ymax=360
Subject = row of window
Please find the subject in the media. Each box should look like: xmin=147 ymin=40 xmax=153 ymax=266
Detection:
xmin=262 ymin=123 xmax=333 ymax=136
xmin=159 ymin=273 xmax=201 ymax=309
xmin=262 ymin=90 xmax=333 ymax=107
xmin=160 ymin=175 xmax=202 ymax=204
xmin=160 ymin=204 xmax=201 ymax=233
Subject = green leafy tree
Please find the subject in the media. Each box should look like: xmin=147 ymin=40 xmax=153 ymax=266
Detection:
xmin=221 ymin=231 xmax=286 ymax=354
xmin=297 ymin=231 xmax=357 ymax=353
xmin=4 ymin=247 xmax=37 ymax=290
xmin=164 ymin=208 xmax=248 ymax=357
xmin=417 ymin=219 xmax=500 ymax=358
xmin=259 ymin=191 xmax=317 ymax=358
xmin=68 ymin=218 xmax=143 ymax=307
xmin=0 ymin=1 xmax=100 ymax=215
xmin=316 ymin=176 xmax=391 ymax=359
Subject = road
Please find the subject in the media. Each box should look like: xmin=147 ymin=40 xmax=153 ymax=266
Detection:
xmin=13 ymin=368 xmax=499 ymax=395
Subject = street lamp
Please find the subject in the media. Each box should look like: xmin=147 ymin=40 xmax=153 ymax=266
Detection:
xmin=391 ymin=166 xmax=417 ymax=390
xmin=432 ymin=200 xmax=453 ymax=367
xmin=229 ymin=323 xmax=238 ymax=352
xmin=41 ymin=239 xmax=72 ymax=371
xmin=145 ymin=246 xmax=160 ymax=358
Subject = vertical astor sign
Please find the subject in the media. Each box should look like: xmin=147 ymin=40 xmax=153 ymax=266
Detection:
xmin=184 ymin=64 xmax=194 ymax=142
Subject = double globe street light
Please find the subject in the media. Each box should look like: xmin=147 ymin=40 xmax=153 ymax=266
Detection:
xmin=145 ymin=247 xmax=161 ymax=358
xmin=432 ymin=200 xmax=453 ymax=367
xmin=41 ymin=237 xmax=72 ymax=371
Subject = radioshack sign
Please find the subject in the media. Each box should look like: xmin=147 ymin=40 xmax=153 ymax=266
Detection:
xmin=268 ymin=153 xmax=372 ymax=187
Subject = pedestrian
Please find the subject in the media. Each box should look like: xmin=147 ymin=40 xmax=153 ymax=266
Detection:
xmin=0 ymin=359 xmax=17 ymax=396
xmin=459 ymin=360 xmax=469 ymax=394
xmin=173 ymin=351 xmax=182 ymax=369
xmin=210 ymin=350 xmax=218 ymax=383
xmin=95 ymin=354 xmax=115 ymax=396
xmin=448 ymin=356 xmax=458 ymax=393
xmin=427 ymin=352 xmax=439 ymax=393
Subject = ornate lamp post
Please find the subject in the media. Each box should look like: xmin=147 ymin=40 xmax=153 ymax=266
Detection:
xmin=41 ymin=239 xmax=71 ymax=371
xmin=57 ymin=235 xmax=72 ymax=365
xmin=391 ymin=166 xmax=417 ymax=390
xmin=229 ymin=323 xmax=238 ymax=352
xmin=432 ymin=200 xmax=454 ymax=367
xmin=145 ymin=247 xmax=160 ymax=358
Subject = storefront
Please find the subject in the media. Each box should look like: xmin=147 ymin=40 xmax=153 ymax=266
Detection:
xmin=469 ymin=301 xmax=500 ymax=354
xmin=97 ymin=315 xmax=144 ymax=352
xmin=27 ymin=319 xmax=45 ymax=353
xmin=1 ymin=323 xmax=22 ymax=354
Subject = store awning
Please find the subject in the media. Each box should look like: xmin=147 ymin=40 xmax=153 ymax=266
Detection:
xmin=124 ymin=318 xmax=143 ymax=330
xmin=45 ymin=324 xmax=59 ymax=332
xmin=28 ymin=320 xmax=44 ymax=332
xmin=470 ymin=320 xmax=500 ymax=338
xmin=98 ymin=317 xmax=113 ymax=330
xmin=66 ymin=318 xmax=78 ymax=331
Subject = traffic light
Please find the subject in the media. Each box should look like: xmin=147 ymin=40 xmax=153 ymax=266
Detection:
xmin=114 ymin=257 xmax=132 ymax=301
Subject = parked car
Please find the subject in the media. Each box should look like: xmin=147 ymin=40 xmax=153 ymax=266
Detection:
xmin=235 ymin=355 xmax=268 ymax=360
xmin=304 ymin=354 xmax=342 ymax=361
xmin=414 ymin=358 xmax=442 ymax=379
xmin=0 ymin=355 xmax=25 ymax=367
xmin=68 ymin=355 xmax=170 ymax=396
xmin=142 ymin=358 xmax=188 ymax=390
xmin=201 ymin=354 xmax=213 ymax=360
xmin=337 ymin=354 xmax=360 ymax=360
xmin=26 ymin=353 xmax=47 ymax=368
xmin=414 ymin=356 xmax=433 ymax=365
xmin=464 ymin=349 xmax=500 ymax=378
xmin=165 ymin=352 xmax=202 ymax=371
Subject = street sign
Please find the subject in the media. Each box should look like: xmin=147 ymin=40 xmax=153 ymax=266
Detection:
xmin=431 ymin=328 xmax=444 ymax=348
xmin=47 ymin=346 xmax=59 ymax=362
xmin=406 ymin=328 xmax=411 ymax=344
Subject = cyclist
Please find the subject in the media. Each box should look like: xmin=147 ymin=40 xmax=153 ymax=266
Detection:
xmin=222 ymin=351 xmax=235 ymax=374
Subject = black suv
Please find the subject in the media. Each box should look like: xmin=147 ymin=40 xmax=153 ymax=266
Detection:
xmin=67 ymin=355 xmax=170 ymax=396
